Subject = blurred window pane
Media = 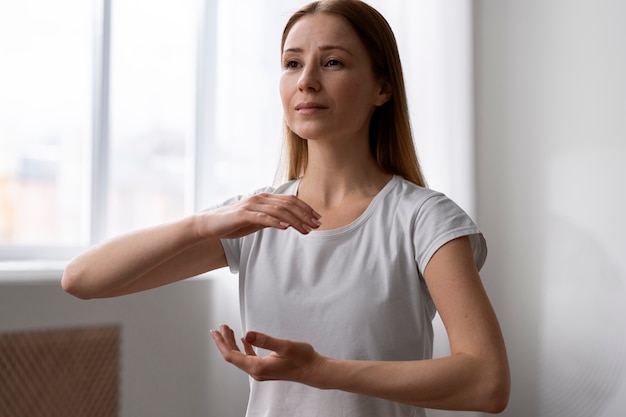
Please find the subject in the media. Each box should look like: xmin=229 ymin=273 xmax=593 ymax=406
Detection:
xmin=210 ymin=1 xmax=285 ymax=202
xmin=0 ymin=0 xmax=92 ymax=247
xmin=107 ymin=0 xmax=195 ymax=238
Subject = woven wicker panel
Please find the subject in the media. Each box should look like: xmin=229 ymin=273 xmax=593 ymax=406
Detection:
xmin=0 ymin=325 xmax=120 ymax=417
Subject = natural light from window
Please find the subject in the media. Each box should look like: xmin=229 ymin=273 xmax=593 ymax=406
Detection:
xmin=108 ymin=0 xmax=195 ymax=237
xmin=1 ymin=0 xmax=473 ymax=265
xmin=0 ymin=0 xmax=92 ymax=248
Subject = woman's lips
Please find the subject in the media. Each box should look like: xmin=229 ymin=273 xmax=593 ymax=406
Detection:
xmin=295 ymin=102 xmax=328 ymax=114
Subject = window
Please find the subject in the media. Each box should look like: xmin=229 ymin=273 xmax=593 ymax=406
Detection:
xmin=0 ymin=0 xmax=93 ymax=259
xmin=1 ymin=0 xmax=473 ymax=264
xmin=107 ymin=0 xmax=196 ymax=237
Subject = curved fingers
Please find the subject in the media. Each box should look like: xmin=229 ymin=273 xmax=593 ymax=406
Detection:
xmin=245 ymin=193 xmax=321 ymax=234
xmin=210 ymin=325 xmax=324 ymax=385
xmin=210 ymin=193 xmax=321 ymax=239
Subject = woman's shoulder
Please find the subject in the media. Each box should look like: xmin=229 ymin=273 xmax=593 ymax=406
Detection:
xmin=386 ymin=176 xmax=473 ymax=220
xmin=388 ymin=175 xmax=445 ymax=204
xmin=268 ymin=178 xmax=300 ymax=196
xmin=243 ymin=178 xmax=300 ymax=198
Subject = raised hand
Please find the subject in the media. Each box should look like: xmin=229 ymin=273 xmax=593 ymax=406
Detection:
xmin=210 ymin=324 xmax=327 ymax=387
xmin=200 ymin=193 xmax=322 ymax=239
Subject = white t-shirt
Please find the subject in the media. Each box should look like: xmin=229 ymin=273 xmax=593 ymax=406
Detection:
xmin=220 ymin=175 xmax=487 ymax=417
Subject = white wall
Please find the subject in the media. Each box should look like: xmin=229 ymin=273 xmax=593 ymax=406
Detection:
xmin=474 ymin=1 xmax=626 ymax=416
xmin=0 ymin=272 xmax=249 ymax=417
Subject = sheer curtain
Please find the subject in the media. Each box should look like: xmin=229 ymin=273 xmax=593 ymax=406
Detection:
xmin=207 ymin=0 xmax=474 ymax=216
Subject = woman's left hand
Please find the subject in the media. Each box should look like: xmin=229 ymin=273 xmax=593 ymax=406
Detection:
xmin=210 ymin=324 xmax=328 ymax=386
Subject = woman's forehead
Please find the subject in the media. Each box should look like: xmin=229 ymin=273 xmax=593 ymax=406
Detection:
xmin=283 ymin=13 xmax=361 ymax=53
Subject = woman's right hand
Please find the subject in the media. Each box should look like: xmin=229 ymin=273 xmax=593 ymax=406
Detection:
xmin=198 ymin=193 xmax=322 ymax=239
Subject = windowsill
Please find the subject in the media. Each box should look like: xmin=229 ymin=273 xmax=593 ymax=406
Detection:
xmin=0 ymin=261 xmax=233 ymax=284
xmin=0 ymin=261 xmax=67 ymax=283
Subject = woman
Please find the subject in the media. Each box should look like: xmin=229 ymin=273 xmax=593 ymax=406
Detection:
xmin=62 ymin=1 xmax=510 ymax=415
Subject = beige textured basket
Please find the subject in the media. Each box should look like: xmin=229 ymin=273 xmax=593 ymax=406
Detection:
xmin=0 ymin=325 xmax=120 ymax=417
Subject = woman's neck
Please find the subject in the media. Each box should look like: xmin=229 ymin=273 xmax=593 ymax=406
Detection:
xmin=298 ymin=140 xmax=392 ymax=209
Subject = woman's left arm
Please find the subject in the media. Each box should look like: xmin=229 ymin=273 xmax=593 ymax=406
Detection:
xmin=211 ymin=236 xmax=510 ymax=413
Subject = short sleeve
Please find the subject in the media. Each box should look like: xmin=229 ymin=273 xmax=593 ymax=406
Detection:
xmin=221 ymin=236 xmax=242 ymax=275
xmin=413 ymin=193 xmax=487 ymax=276
xmin=209 ymin=195 xmax=246 ymax=274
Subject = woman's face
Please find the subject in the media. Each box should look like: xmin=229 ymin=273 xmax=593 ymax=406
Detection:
xmin=280 ymin=13 xmax=390 ymax=144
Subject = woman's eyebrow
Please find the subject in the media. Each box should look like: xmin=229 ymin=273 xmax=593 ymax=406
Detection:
xmin=283 ymin=45 xmax=353 ymax=55
xmin=319 ymin=45 xmax=353 ymax=55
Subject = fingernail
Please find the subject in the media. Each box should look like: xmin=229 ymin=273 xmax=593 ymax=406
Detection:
xmin=313 ymin=210 xmax=322 ymax=219
xmin=311 ymin=217 xmax=321 ymax=227
xmin=303 ymin=224 xmax=312 ymax=233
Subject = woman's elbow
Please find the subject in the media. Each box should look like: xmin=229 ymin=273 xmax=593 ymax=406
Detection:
xmin=61 ymin=263 xmax=94 ymax=300
xmin=478 ymin=363 xmax=511 ymax=413
xmin=481 ymin=381 xmax=510 ymax=413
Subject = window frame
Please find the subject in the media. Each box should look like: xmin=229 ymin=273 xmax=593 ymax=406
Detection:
xmin=0 ymin=0 xmax=218 ymax=266
xmin=90 ymin=0 xmax=111 ymax=245
xmin=0 ymin=0 xmax=107 ymax=264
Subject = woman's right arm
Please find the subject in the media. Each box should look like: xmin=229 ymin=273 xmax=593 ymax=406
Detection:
xmin=61 ymin=215 xmax=223 ymax=299
xmin=62 ymin=193 xmax=321 ymax=299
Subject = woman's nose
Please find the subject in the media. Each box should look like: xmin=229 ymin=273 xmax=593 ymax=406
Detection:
xmin=297 ymin=65 xmax=321 ymax=92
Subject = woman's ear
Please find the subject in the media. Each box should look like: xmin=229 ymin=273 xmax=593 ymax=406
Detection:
xmin=375 ymin=79 xmax=392 ymax=106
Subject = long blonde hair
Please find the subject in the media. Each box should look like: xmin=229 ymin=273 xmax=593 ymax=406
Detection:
xmin=277 ymin=0 xmax=426 ymax=187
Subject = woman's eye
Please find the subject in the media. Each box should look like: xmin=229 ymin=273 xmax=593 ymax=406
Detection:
xmin=284 ymin=60 xmax=300 ymax=69
xmin=325 ymin=59 xmax=342 ymax=67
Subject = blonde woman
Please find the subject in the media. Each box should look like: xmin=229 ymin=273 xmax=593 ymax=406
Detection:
xmin=63 ymin=1 xmax=510 ymax=415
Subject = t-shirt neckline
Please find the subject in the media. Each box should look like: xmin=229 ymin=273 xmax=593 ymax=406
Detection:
xmin=289 ymin=175 xmax=399 ymax=238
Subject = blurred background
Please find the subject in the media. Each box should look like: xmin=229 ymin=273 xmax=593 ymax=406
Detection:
xmin=1 ymin=0 xmax=625 ymax=416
